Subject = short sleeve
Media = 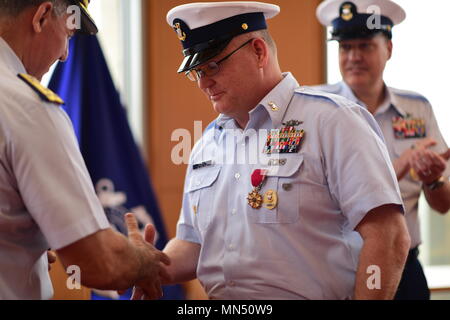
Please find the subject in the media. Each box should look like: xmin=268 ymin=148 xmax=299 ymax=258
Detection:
xmin=175 ymin=165 xmax=201 ymax=244
xmin=9 ymin=103 xmax=110 ymax=250
xmin=321 ymin=104 xmax=404 ymax=231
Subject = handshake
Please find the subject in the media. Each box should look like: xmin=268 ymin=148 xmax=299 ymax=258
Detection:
xmin=51 ymin=213 xmax=175 ymax=300
xmin=119 ymin=213 xmax=173 ymax=300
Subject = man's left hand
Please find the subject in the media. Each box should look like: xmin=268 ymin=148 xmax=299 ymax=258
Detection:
xmin=409 ymin=148 xmax=449 ymax=184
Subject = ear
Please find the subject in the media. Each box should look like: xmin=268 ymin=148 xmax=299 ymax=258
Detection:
xmin=386 ymin=39 xmax=393 ymax=60
xmin=31 ymin=2 xmax=54 ymax=33
xmin=251 ymin=38 xmax=269 ymax=68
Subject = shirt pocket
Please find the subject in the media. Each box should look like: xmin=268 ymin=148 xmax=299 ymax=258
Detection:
xmin=248 ymin=156 xmax=304 ymax=224
xmin=187 ymin=165 xmax=221 ymax=231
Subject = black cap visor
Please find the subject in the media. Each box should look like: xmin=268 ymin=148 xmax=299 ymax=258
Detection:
xmin=78 ymin=4 xmax=98 ymax=35
xmin=331 ymin=29 xmax=390 ymax=41
xmin=177 ymin=38 xmax=232 ymax=73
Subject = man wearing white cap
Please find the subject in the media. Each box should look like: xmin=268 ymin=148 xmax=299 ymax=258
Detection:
xmin=315 ymin=0 xmax=450 ymax=300
xmin=0 ymin=0 xmax=170 ymax=299
xmin=136 ymin=1 xmax=411 ymax=300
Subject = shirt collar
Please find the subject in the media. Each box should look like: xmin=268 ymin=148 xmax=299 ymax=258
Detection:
xmin=214 ymin=72 xmax=300 ymax=142
xmin=0 ymin=37 xmax=27 ymax=74
xmin=340 ymin=80 xmax=360 ymax=104
xmin=387 ymin=87 xmax=407 ymax=117
xmin=340 ymin=81 xmax=407 ymax=118
xmin=255 ymin=72 xmax=299 ymax=128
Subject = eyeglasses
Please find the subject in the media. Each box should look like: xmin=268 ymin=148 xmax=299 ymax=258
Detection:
xmin=185 ymin=38 xmax=254 ymax=82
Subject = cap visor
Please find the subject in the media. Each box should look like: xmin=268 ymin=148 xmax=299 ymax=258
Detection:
xmin=177 ymin=40 xmax=230 ymax=73
xmin=79 ymin=6 xmax=98 ymax=35
xmin=331 ymin=30 xmax=386 ymax=41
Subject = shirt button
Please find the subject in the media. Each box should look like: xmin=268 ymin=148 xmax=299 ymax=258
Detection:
xmin=235 ymin=173 xmax=241 ymax=180
xmin=231 ymin=209 xmax=237 ymax=215
xmin=228 ymin=244 xmax=234 ymax=250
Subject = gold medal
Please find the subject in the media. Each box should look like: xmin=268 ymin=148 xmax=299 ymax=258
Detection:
xmin=247 ymin=169 xmax=268 ymax=209
xmin=247 ymin=190 xmax=263 ymax=209
xmin=263 ymin=190 xmax=278 ymax=210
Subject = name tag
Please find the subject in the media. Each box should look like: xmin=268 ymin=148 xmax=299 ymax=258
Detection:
xmin=268 ymin=158 xmax=287 ymax=166
xmin=193 ymin=160 xmax=213 ymax=170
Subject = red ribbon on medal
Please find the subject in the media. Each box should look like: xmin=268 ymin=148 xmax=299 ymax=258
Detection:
xmin=248 ymin=169 xmax=267 ymax=209
xmin=251 ymin=169 xmax=267 ymax=189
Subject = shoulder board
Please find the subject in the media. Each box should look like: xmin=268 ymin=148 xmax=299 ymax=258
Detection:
xmin=294 ymin=87 xmax=353 ymax=108
xmin=390 ymin=87 xmax=429 ymax=103
xmin=307 ymin=83 xmax=342 ymax=95
xmin=17 ymin=73 xmax=64 ymax=105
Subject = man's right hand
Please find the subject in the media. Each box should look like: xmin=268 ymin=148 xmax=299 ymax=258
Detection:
xmin=394 ymin=138 xmax=437 ymax=181
xmin=124 ymin=213 xmax=171 ymax=300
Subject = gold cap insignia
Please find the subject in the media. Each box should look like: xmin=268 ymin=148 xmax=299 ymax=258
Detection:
xmin=242 ymin=23 xmax=249 ymax=30
xmin=174 ymin=23 xmax=186 ymax=41
xmin=18 ymin=73 xmax=64 ymax=105
xmin=341 ymin=4 xmax=354 ymax=21
xmin=79 ymin=0 xmax=89 ymax=10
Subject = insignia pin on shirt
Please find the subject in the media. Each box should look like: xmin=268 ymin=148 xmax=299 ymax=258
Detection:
xmin=263 ymin=189 xmax=278 ymax=210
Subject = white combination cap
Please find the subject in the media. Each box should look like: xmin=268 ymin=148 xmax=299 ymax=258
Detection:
xmin=316 ymin=0 xmax=406 ymax=40
xmin=166 ymin=1 xmax=280 ymax=73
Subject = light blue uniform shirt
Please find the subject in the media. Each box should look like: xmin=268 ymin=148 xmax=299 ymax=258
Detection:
xmin=177 ymin=73 xmax=403 ymax=300
xmin=315 ymin=81 xmax=450 ymax=249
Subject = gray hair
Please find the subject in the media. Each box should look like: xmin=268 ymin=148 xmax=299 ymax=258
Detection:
xmin=257 ymin=29 xmax=277 ymax=55
xmin=0 ymin=0 xmax=71 ymax=17
xmin=244 ymin=29 xmax=277 ymax=56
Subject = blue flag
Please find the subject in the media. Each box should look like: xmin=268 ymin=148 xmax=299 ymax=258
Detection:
xmin=48 ymin=34 xmax=184 ymax=300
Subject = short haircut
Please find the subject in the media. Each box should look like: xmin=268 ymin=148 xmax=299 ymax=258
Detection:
xmin=0 ymin=0 xmax=70 ymax=17
xmin=250 ymin=29 xmax=277 ymax=55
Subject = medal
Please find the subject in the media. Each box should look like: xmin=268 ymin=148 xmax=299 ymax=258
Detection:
xmin=263 ymin=190 xmax=278 ymax=210
xmin=247 ymin=169 xmax=267 ymax=209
